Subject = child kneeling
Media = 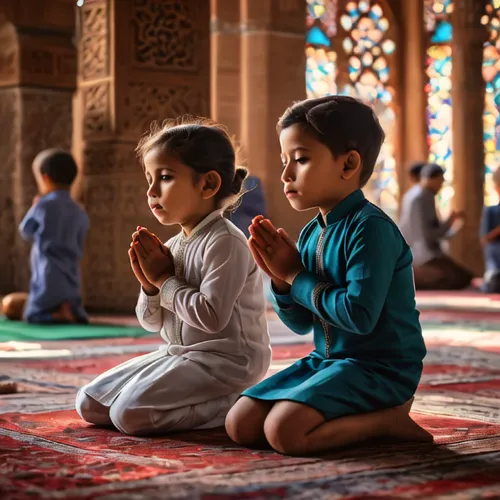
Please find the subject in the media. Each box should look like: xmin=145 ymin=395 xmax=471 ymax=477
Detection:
xmin=226 ymin=96 xmax=432 ymax=456
xmin=76 ymin=119 xmax=271 ymax=435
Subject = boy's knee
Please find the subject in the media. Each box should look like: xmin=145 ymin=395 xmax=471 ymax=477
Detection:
xmin=225 ymin=400 xmax=264 ymax=446
xmin=2 ymin=294 xmax=26 ymax=321
xmin=263 ymin=414 xmax=304 ymax=456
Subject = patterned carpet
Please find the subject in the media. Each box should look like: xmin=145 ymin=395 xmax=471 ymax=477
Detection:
xmin=2 ymin=309 xmax=500 ymax=497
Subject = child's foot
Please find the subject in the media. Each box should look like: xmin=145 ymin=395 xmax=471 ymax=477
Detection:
xmin=0 ymin=382 xmax=18 ymax=394
xmin=52 ymin=302 xmax=76 ymax=323
xmin=386 ymin=399 xmax=434 ymax=443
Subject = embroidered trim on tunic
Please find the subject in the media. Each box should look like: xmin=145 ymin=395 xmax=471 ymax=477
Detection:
xmin=315 ymin=228 xmax=331 ymax=357
xmin=161 ymin=216 xmax=221 ymax=346
xmin=160 ymin=276 xmax=187 ymax=312
xmin=139 ymin=292 xmax=161 ymax=326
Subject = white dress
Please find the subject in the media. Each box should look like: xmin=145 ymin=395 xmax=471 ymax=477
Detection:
xmin=76 ymin=211 xmax=271 ymax=435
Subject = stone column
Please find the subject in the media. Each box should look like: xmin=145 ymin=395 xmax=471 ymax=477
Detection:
xmin=75 ymin=0 xmax=210 ymax=311
xmin=240 ymin=0 xmax=308 ymax=239
xmin=400 ymin=0 xmax=428 ymax=195
xmin=0 ymin=0 xmax=76 ymax=294
xmin=450 ymin=0 xmax=488 ymax=276
xmin=211 ymin=0 xmax=241 ymax=139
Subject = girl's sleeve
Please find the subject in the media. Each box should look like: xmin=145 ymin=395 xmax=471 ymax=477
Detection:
xmin=136 ymin=289 xmax=164 ymax=333
xmin=289 ymin=217 xmax=401 ymax=335
xmin=158 ymin=234 xmax=255 ymax=334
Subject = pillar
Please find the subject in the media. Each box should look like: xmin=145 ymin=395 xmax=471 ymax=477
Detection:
xmin=211 ymin=0 xmax=241 ymax=139
xmin=450 ymin=0 xmax=488 ymax=276
xmin=0 ymin=0 xmax=76 ymax=294
xmin=240 ymin=0 xmax=308 ymax=240
xmin=400 ymin=0 xmax=428 ymax=195
xmin=75 ymin=0 xmax=210 ymax=311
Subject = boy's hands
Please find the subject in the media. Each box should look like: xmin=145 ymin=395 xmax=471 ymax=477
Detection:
xmin=248 ymin=216 xmax=304 ymax=292
xmin=129 ymin=227 xmax=175 ymax=294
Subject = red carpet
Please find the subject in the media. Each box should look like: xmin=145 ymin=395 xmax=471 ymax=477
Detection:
xmin=2 ymin=329 xmax=500 ymax=498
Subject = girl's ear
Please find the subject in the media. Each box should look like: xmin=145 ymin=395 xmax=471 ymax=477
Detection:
xmin=201 ymin=170 xmax=222 ymax=200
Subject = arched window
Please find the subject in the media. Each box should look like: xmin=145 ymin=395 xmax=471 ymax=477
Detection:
xmin=305 ymin=0 xmax=398 ymax=220
xmin=424 ymin=0 xmax=453 ymax=215
xmin=482 ymin=0 xmax=500 ymax=205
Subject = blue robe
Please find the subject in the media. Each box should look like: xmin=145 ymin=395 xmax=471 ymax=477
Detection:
xmin=19 ymin=190 xmax=90 ymax=323
xmin=480 ymin=204 xmax=500 ymax=282
xmin=243 ymin=190 xmax=426 ymax=420
xmin=230 ymin=176 xmax=267 ymax=238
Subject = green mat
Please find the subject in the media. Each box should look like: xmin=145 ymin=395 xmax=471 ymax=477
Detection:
xmin=0 ymin=317 xmax=150 ymax=342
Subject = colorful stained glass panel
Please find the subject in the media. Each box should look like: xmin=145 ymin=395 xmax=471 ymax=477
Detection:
xmin=483 ymin=1 xmax=500 ymax=205
xmin=306 ymin=47 xmax=337 ymax=98
xmin=426 ymin=44 xmax=453 ymax=214
xmin=306 ymin=0 xmax=338 ymax=37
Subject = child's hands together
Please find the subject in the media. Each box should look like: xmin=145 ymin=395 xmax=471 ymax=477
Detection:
xmin=128 ymin=227 xmax=175 ymax=294
xmin=248 ymin=216 xmax=304 ymax=292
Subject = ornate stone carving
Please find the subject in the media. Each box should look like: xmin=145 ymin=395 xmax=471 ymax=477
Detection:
xmin=132 ymin=0 xmax=197 ymax=70
xmin=83 ymin=142 xmax=140 ymax=176
xmin=0 ymin=22 xmax=17 ymax=84
xmin=121 ymin=82 xmax=205 ymax=137
xmin=82 ymin=82 xmax=110 ymax=137
xmin=79 ymin=1 xmax=109 ymax=81
xmin=0 ymin=88 xmax=18 ymax=292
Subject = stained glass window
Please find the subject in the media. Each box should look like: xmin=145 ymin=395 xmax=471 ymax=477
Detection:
xmin=306 ymin=1 xmax=338 ymax=98
xmin=305 ymin=1 xmax=397 ymax=219
xmin=482 ymin=1 xmax=500 ymax=206
xmin=425 ymin=0 xmax=454 ymax=216
xmin=339 ymin=1 xmax=398 ymax=220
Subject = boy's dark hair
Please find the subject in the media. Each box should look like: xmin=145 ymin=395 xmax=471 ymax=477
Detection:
xmin=277 ymin=96 xmax=385 ymax=187
xmin=136 ymin=116 xmax=248 ymax=211
xmin=420 ymin=163 xmax=445 ymax=179
xmin=409 ymin=161 xmax=426 ymax=181
xmin=37 ymin=149 xmax=78 ymax=186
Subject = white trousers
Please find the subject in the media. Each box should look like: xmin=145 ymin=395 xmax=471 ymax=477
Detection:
xmin=75 ymin=388 xmax=239 ymax=435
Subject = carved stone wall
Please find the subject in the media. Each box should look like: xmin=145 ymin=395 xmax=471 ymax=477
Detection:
xmin=0 ymin=86 xmax=18 ymax=293
xmin=0 ymin=4 xmax=76 ymax=293
xmin=76 ymin=0 xmax=210 ymax=311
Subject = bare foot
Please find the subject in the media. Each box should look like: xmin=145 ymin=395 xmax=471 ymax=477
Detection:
xmin=0 ymin=382 xmax=18 ymax=394
xmin=386 ymin=400 xmax=434 ymax=443
xmin=52 ymin=302 xmax=76 ymax=323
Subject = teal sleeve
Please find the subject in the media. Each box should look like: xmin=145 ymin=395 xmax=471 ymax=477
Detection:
xmin=290 ymin=217 xmax=401 ymax=335
xmin=271 ymin=283 xmax=313 ymax=336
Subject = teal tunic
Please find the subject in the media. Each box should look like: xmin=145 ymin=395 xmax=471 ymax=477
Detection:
xmin=243 ymin=190 xmax=426 ymax=420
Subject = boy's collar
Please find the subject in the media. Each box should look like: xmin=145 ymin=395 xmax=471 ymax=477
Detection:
xmin=316 ymin=189 xmax=366 ymax=227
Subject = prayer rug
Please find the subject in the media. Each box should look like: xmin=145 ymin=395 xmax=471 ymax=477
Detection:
xmin=0 ymin=317 xmax=151 ymax=342
xmin=1 ymin=327 xmax=500 ymax=498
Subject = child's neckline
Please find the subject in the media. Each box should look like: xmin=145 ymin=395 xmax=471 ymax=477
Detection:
xmin=180 ymin=210 xmax=223 ymax=241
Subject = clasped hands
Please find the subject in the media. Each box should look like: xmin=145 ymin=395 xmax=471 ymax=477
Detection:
xmin=129 ymin=226 xmax=175 ymax=295
xmin=248 ymin=215 xmax=304 ymax=293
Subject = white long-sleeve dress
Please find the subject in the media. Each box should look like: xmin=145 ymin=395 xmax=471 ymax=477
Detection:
xmin=76 ymin=210 xmax=271 ymax=435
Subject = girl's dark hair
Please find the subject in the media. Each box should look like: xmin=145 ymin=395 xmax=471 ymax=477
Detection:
xmin=136 ymin=116 xmax=248 ymax=210
xmin=277 ymin=96 xmax=385 ymax=188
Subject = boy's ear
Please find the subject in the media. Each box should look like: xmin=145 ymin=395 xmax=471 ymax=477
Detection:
xmin=342 ymin=151 xmax=361 ymax=180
